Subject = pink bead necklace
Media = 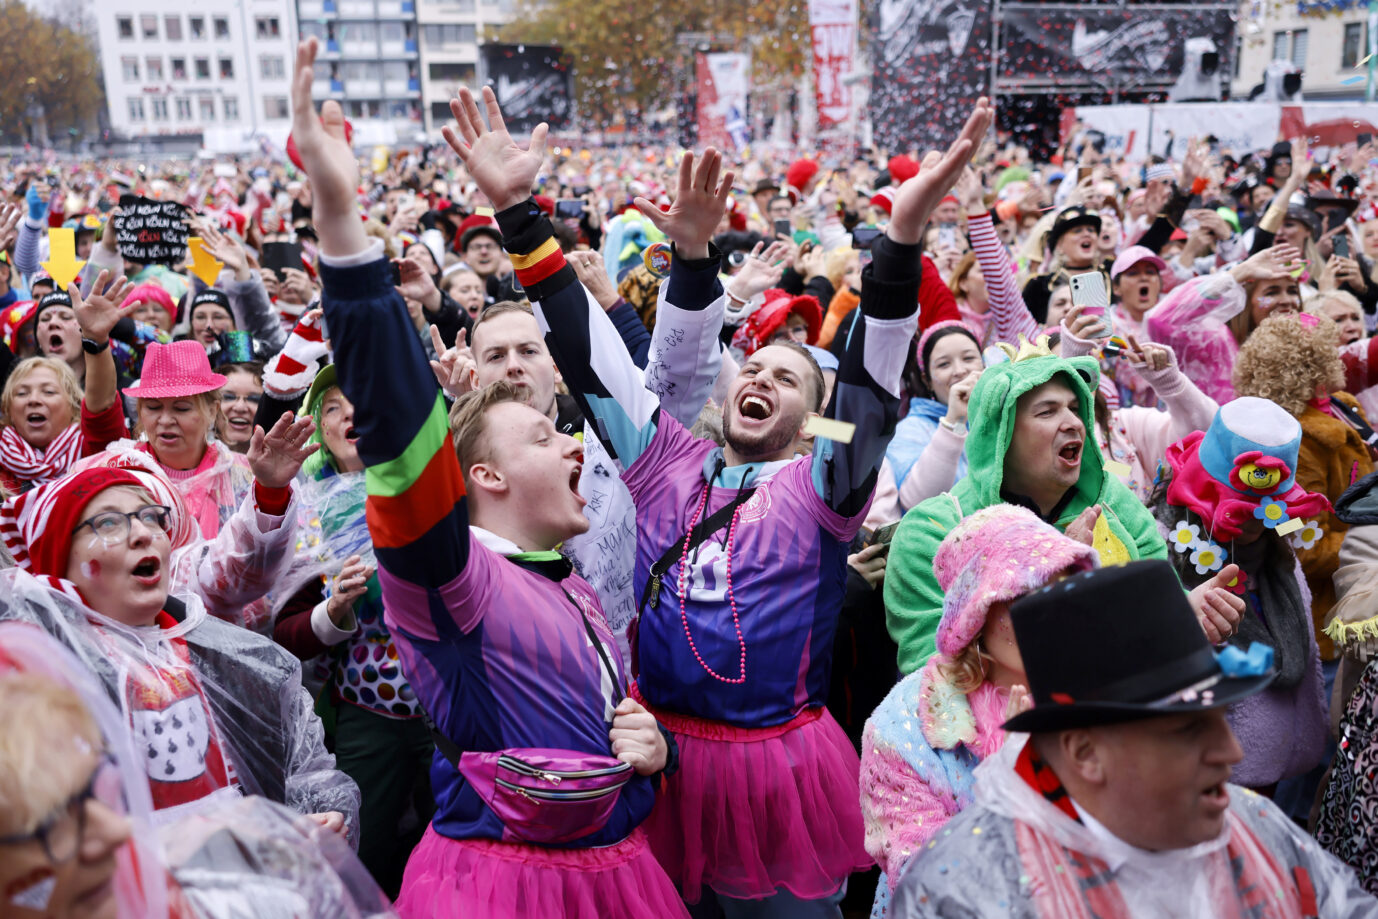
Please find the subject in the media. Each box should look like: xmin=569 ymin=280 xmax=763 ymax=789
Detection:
xmin=676 ymin=479 xmax=748 ymax=684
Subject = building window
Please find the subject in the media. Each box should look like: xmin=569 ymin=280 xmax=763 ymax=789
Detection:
xmin=255 ymin=16 xmax=281 ymax=40
xmin=421 ymin=24 xmax=476 ymax=48
xmin=116 ymin=16 xmax=133 ymax=39
xmin=428 ymin=62 xmax=475 ymax=82
xmin=1345 ymin=23 xmax=1366 ymax=69
xmin=147 ymin=56 xmax=163 ymax=80
xmin=219 ymin=57 xmax=234 ymax=79
xmin=128 ymin=98 xmax=145 ymax=121
xmin=140 ymin=14 xmax=158 ymax=39
xmin=195 ymin=57 xmax=210 ymax=79
xmin=175 ymin=96 xmax=192 ymax=120
xmin=151 ymin=97 xmax=168 ymax=120
xmin=121 ymin=56 xmax=140 ymax=82
xmin=264 ymin=96 xmax=290 ymax=119
xmin=189 ymin=16 xmax=205 ymax=40
xmin=213 ymin=16 xmax=230 ymax=40
xmin=171 ymin=57 xmax=187 ymax=80
xmin=197 ymin=97 xmax=215 ymax=121
xmin=164 ymin=15 xmax=182 ymax=41
xmin=260 ymin=55 xmax=285 ymax=79
xmin=1272 ymin=31 xmax=1288 ymax=61
xmin=223 ymin=97 xmax=239 ymax=121
xmin=1291 ymin=29 xmax=1308 ymax=68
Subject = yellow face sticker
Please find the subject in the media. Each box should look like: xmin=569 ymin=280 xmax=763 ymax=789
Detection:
xmin=1237 ymin=462 xmax=1282 ymax=491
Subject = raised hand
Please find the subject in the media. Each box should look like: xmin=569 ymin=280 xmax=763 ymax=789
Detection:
xmin=442 ymin=86 xmax=547 ymax=212
xmin=0 ymin=202 xmax=22 ymax=253
xmin=1063 ymin=504 xmax=1102 ymax=546
xmin=567 ymin=250 xmax=619 ymax=310
xmin=944 ymin=371 xmax=982 ymax=426
xmin=327 ymin=554 xmax=373 ymax=626
xmin=1124 ymin=335 xmax=1173 ymax=373
xmin=633 ymin=149 xmax=735 ymax=260
xmin=395 ymin=256 xmax=441 ymax=311
xmin=889 ymin=98 xmax=994 ymax=245
xmin=199 ymin=222 xmax=250 ymax=280
xmin=290 ymin=38 xmax=367 ymax=257
xmin=430 ymin=325 xmax=476 ymax=399
xmin=70 ymin=270 xmax=137 ymax=345
xmin=955 ymin=167 xmax=987 ymax=217
xmin=1062 ymin=302 xmax=1108 ymax=341
xmin=247 ymin=411 xmax=321 ymax=489
xmin=1231 ymin=243 xmax=1302 ymax=285
xmin=1188 ymin=564 xmax=1245 ymax=643
xmin=727 ymin=241 xmax=788 ymax=302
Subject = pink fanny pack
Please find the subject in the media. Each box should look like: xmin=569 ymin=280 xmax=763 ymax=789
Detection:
xmin=458 ymin=747 xmax=634 ymax=844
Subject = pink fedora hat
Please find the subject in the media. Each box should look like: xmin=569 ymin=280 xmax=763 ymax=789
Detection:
xmin=122 ymin=340 xmax=228 ymax=399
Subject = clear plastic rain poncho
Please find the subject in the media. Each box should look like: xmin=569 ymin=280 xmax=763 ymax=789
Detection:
xmin=0 ymin=623 xmax=396 ymax=918
xmin=0 ymin=568 xmax=362 ymax=845
xmin=73 ymin=445 xmax=330 ymax=634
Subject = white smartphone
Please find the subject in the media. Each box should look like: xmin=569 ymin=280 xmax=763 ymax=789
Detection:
xmin=1069 ymin=271 xmax=1112 ymax=338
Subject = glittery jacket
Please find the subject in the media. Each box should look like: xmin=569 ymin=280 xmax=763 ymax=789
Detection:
xmin=859 ymin=660 xmax=1008 ymax=916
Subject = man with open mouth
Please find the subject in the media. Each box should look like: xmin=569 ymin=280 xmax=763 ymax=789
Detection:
xmin=887 ymin=335 xmax=1245 ymax=677
xmin=889 ymin=561 xmax=1378 ymax=918
xmin=461 ymin=77 xmax=993 ymax=914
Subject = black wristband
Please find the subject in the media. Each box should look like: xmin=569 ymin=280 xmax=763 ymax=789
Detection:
xmin=81 ymin=337 xmax=110 ymax=354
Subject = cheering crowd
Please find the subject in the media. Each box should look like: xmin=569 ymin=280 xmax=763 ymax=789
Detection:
xmin=9 ymin=35 xmax=1378 ymax=918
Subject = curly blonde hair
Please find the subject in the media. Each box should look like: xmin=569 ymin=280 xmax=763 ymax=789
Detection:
xmin=1233 ymin=312 xmax=1345 ymax=417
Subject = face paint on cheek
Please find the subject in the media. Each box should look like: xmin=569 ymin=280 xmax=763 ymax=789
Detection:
xmin=81 ymin=559 xmax=101 ymax=579
xmin=7 ymin=867 xmax=56 ymax=911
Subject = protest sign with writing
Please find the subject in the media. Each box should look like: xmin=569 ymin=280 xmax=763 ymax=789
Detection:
xmin=115 ymin=196 xmax=191 ymax=265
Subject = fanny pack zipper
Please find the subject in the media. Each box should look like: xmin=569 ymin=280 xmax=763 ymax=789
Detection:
xmin=497 ymin=755 xmax=633 ymax=785
xmin=496 ymin=776 xmax=631 ymax=802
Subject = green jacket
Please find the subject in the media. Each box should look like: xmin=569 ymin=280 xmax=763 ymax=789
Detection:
xmin=884 ymin=351 xmax=1168 ymax=674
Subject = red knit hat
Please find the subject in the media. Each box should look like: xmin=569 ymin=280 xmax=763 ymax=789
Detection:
xmin=0 ymin=467 xmax=142 ymax=575
xmin=785 ymin=159 xmax=820 ymax=204
xmin=734 ymin=288 xmax=823 ymax=356
xmin=458 ymin=214 xmax=502 ymax=251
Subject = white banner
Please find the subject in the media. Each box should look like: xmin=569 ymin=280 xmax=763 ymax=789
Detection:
xmin=809 ymin=0 xmax=857 ymax=131
xmin=1071 ymin=102 xmax=1378 ymax=161
xmin=697 ymin=52 xmax=751 ymax=152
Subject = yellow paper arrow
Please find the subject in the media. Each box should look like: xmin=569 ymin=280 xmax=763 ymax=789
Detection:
xmin=185 ymin=237 xmax=224 ymax=286
xmin=41 ymin=227 xmax=86 ymax=290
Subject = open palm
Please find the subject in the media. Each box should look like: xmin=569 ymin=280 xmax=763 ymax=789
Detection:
xmin=442 ymin=86 xmax=547 ymax=213
xmin=889 ymin=98 xmax=995 ymax=245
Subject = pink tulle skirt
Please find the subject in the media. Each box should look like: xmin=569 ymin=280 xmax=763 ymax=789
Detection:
xmin=395 ymin=825 xmax=690 ymax=919
xmin=642 ymin=702 xmax=872 ymax=902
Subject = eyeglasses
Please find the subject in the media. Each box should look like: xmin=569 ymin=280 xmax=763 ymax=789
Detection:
xmin=0 ymin=755 xmax=116 ymax=863
xmin=221 ymin=391 xmax=263 ymax=407
xmin=72 ymin=505 xmax=172 ymax=544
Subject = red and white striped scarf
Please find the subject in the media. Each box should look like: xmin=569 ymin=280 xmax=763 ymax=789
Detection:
xmin=0 ymin=423 xmax=84 ymax=486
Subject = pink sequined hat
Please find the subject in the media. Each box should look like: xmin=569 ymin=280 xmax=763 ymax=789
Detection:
xmin=932 ymin=504 xmax=1099 ymax=657
xmin=122 ymin=340 xmax=227 ymax=399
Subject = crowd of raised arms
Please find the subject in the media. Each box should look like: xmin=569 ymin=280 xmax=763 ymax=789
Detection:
xmin=9 ymin=35 xmax=1378 ymax=919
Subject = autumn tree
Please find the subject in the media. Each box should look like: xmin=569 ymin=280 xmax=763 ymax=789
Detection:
xmin=0 ymin=0 xmax=104 ymax=145
xmin=503 ymin=0 xmax=809 ymax=126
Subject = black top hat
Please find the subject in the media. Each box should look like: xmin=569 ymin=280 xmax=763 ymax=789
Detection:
xmin=1002 ymin=561 xmax=1274 ymax=733
xmin=1047 ymin=205 xmax=1102 ymax=252
xmin=752 ymin=177 xmax=781 ymax=196
xmin=1305 ymin=188 xmax=1359 ymax=219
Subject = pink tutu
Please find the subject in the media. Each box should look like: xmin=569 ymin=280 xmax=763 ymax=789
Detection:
xmin=395 ymin=825 xmax=689 ymax=919
xmin=642 ymin=700 xmax=872 ymax=902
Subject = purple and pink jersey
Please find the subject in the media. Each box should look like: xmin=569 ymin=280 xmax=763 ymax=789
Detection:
xmin=319 ymin=247 xmax=655 ymax=848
